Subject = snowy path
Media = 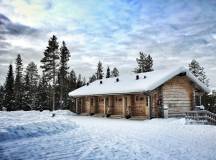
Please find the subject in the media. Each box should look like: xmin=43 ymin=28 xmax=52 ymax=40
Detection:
xmin=0 ymin=111 xmax=216 ymax=160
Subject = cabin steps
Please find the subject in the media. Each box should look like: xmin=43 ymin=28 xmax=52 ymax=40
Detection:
xmin=109 ymin=115 xmax=122 ymax=119
xmin=80 ymin=113 xmax=90 ymax=116
xmin=93 ymin=113 xmax=105 ymax=117
xmin=130 ymin=116 xmax=148 ymax=120
xmin=168 ymin=112 xmax=185 ymax=118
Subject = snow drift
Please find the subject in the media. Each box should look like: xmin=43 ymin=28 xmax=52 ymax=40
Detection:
xmin=0 ymin=120 xmax=77 ymax=142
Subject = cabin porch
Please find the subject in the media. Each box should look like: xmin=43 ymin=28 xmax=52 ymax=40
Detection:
xmin=74 ymin=93 xmax=152 ymax=119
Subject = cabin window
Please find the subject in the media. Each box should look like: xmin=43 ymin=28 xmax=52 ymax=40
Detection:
xmin=140 ymin=97 xmax=144 ymax=101
xmin=90 ymin=98 xmax=93 ymax=105
xmin=100 ymin=98 xmax=104 ymax=102
xmin=119 ymin=98 xmax=122 ymax=102
xmin=135 ymin=96 xmax=139 ymax=101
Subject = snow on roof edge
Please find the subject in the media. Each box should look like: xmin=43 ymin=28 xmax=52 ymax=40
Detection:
xmin=69 ymin=66 xmax=210 ymax=97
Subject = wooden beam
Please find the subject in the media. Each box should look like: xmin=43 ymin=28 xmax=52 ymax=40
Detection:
xmin=104 ymin=96 xmax=106 ymax=115
xmin=147 ymin=96 xmax=151 ymax=119
xmin=75 ymin=98 xmax=78 ymax=113
xmin=199 ymin=95 xmax=202 ymax=106
xmin=122 ymin=96 xmax=126 ymax=117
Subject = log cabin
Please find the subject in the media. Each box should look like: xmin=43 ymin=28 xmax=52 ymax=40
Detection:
xmin=69 ymin=67 xmax=210 ymax=119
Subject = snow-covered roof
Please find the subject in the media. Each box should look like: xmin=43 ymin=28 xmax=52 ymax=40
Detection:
xmin=69 ymin=66 xmax=210 ymax=97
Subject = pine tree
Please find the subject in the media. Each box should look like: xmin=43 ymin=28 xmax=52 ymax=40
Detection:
xmin=0 ymin=85 xmax=4 ymax=110
xmin=189 ymin=59 xmax=209 ymax=86
xmin=89 ymin=74 xmax=97 ymax=83
xmin=4 ymin=64 xmax=15 ymax=111
xmin=146 ymin=54 xmax=153 ymax=72
xmin=24 ymin=62 xmax=40 ymax=110
xmin=82 ymin=77 xmax=86 ymax=85
xmin=96 ymin=61 xmax=103 ymax=79
xmin=106 ymin=66 xmax=111 ymax=78
xmin=68 ymin=70 xmax=77 ymax=91
xmin=41 ymin=35 xmax=59 ymax=111
xmin=76 ymin=74 xmax=83 ymax=88
xmin=23 ymin=73 xmax=31 ymax=110
xmin=134 ymin=52 xmax=153 ymax=73
xmin=111 ymin=67 xmax=119 ymax=77
xmin=67 ymin=69 xmax=77 ymax=110
xmin=37 ymin=72 xmax=50 ymax=110
xmin=59 ymin=41 xmax=70 ymax=109
xmin=14 ymin=54 xmax=23 ymax=110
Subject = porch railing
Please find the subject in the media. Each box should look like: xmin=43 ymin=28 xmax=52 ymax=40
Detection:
xmin=185 ymin=110 xmax=216 ymax=125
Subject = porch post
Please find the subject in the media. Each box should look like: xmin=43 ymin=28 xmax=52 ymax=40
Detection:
xmin=104 ymin=96 xmax=106 ymax=115
xmin=80 ymin=98 xmax=83 ymax=113
xmin=75 ymin=98 xmax=79 ymax=113
xmin=192 ymin=89 xmax=196 ymax=109
xmin=122 ymin=96 xmax=126 ymax=117
xmin=147 ymin=96 xmax=151 ymax=119
xmin=199 ymin=95 xmax=202 ymax=106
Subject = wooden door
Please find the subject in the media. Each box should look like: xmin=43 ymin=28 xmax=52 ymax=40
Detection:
xmin=97 ymin=97 xmax=104 ymax=113
xmin=113 ymin=96 xmax=123 ymax=115
xmin=131 ymin=95 xmax=146 ymax=116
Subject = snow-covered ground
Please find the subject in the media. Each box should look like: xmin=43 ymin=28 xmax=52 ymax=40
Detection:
xmin=0 ymin=111 xmax=216 ymax=160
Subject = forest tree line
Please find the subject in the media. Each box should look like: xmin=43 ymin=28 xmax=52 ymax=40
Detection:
xmin=0 ymin=35 xmax=120 ymax=111
xmin=0 ymin=35 xmax=215 ymax=111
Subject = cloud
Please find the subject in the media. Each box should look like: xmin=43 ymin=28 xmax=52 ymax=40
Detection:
xmin=0 ymin=0 xmax=216 ymax=88
xmin=0 ymin=13 xmax=38 ymax=36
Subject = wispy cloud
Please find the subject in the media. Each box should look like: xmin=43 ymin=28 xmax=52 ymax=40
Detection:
xmin=0 ymin=0 xmax=216 ymax=88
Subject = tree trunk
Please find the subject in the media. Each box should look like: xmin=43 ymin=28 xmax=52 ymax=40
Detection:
xmin=53 ymin=61 xmax=56 ymax=111
xmin=60 ymin=77 xmax=63 ymax=109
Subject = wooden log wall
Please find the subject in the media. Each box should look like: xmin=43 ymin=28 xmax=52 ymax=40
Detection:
xmin=82 ymin=97 xmax=90 ymax=113
xmin=162 ymin=76 xmax=194 ymax=114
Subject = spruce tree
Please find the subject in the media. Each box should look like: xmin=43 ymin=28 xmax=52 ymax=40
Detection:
xmin=189 ymin=59 xmax=209 ymax=86
xmin=106 ymin=66 xmax=111 ymax=78
xmin=76 ymin=74 xmax=83 ymax=88
xmin=23 ymin=73 xmax=31 ymax=110
xmin=38 ymin=73 xmax=49 ymax=110
xmin=24 ymin=62 xmax=39 ymax=110
xmin=134 ymin=52 xmax=153 ymax=73
xmin=82 ymin=77 xmax=86 ymax=85
xmin=41 ymin=35 xmax=59 ymax=111
xmin=0 ymin=85 xmax=4 ymax=110
xmin=14 ymin=54 xmax=23 ymax=110
xmin=59 ymin=41 xmax=70 ymax=109
xmin=4 ymin=64 xmax=15 ymax=111
xmin=111 ymin=67 xmax=119 ymax=77
xmin=146 ymin=54 xmax=153 ymax=72
xmin=96 ymin=61 xmax=103 ymax=79
xmin=67 ymin=69 xmax=76 ymax=110
xmin=68 ymin=70 xmax=77 ymax=91
xmin=89 ymin=74 xmax=97 ymax=83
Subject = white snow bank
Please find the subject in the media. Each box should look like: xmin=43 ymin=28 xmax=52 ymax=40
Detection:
xmin=0 ymin=121 xmax=78 ymax=142
xmin=0 ymin=111 xmax=216 ymax=160
xmin=53 ymin=109 xmax=76 ymax=116
xmin=0 ymin=110 xmax=78 ymax=142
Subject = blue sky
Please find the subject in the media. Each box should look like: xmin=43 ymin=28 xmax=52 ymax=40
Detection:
xmin=0 ymin=0 xmax=216 ymax=88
